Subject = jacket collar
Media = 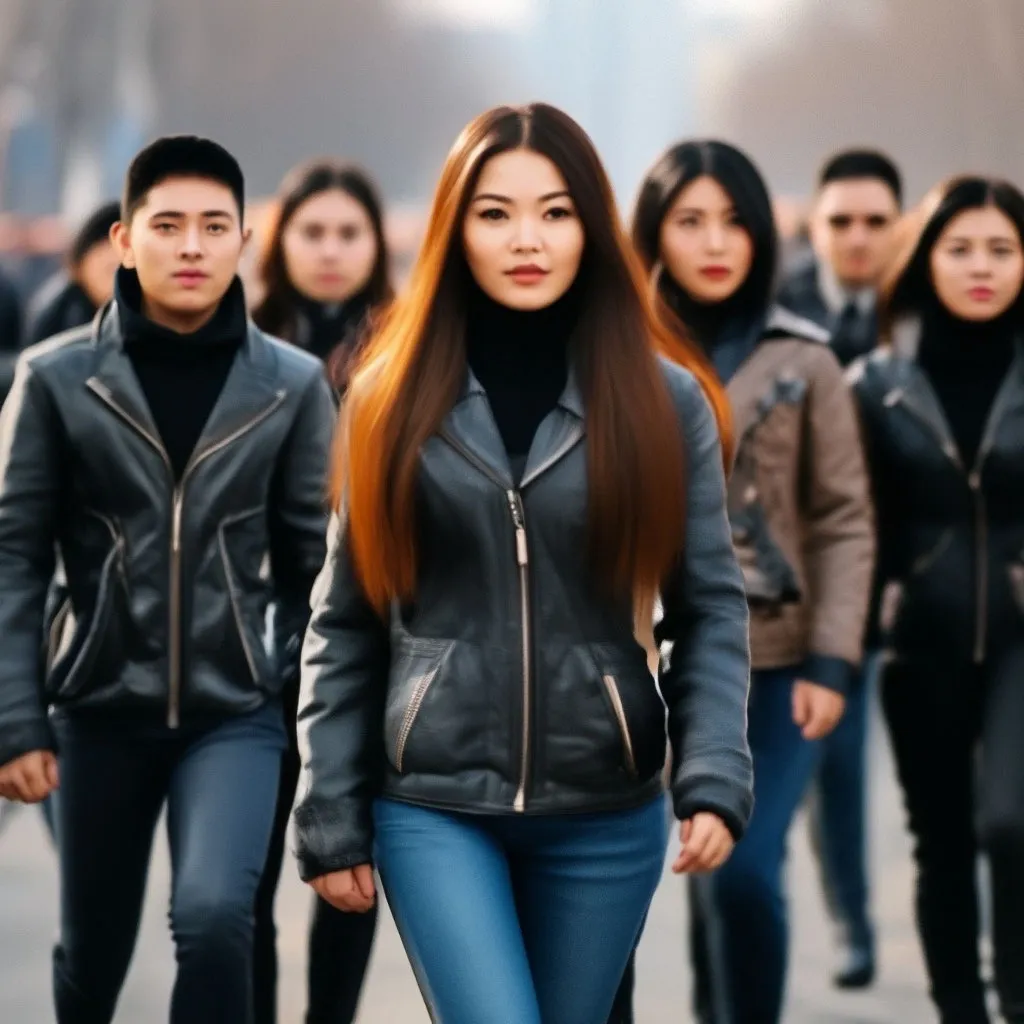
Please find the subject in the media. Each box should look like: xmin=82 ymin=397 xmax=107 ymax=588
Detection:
xmin=885 ymin=314 xmax=1024 ymax=474
xmin=84 ymin=301 xmax=285 ymax=473
xmin=442 ymin=364 xmax=585 ymax=490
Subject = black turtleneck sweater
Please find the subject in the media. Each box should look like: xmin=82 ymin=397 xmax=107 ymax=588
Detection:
xmin=117 ymin=269 xmax=247 ymax=479
xmin=464 ymin=285 xmax=577 ymax=479
xmin=917 ymin=303 xmax=1017 ymax=468
xmin=293 ymin=295 xmax=368 ymax=363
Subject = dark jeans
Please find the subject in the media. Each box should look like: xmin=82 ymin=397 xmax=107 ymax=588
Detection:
xmin=883 ymin=647 xmax=1024 ymax=1024
xmin=253 ymin=733 xmax=378 ymax=1024
xmin=689 ymin=667 xmax=821 ymax=1024
xmin=808 ymin=651 xmax=879 ymax=950
xmin=374 ymin=795 xmax=667 ymax=1024
xmin=51 ymin=701 xmax=285 ymax=1024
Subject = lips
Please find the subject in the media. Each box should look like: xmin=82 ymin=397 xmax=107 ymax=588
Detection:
xmin=506 ymin=264 xmax=549 ymax=284
xmin=699 ymin=266 xmax=731 ymax=281
xmin=174 ymin=271 xmax=208 ymax=285
xmin=968 ymin=286 xmax=995 ymax=301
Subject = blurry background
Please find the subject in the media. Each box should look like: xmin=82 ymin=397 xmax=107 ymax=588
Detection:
xmin=0 ymin=3 xmax=1018 ymax=1020
xmin=3 ymin=0 xmax=1024 ymax=287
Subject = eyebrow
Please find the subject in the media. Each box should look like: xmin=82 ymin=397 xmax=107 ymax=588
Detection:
xmin=149 ymin=209 xmax=235 ymax=221
xmin=472 ymin=190 xmax=572 ymax=204
xmin=945 ymin=235 xmax=1019 ymax=245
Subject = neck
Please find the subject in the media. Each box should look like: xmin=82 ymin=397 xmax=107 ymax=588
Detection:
xmin=141 ymin=297 xmax=221 ymax=335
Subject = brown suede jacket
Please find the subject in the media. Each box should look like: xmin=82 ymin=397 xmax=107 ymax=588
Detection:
xmin=724 ymin=308 xmax=875 ymax=693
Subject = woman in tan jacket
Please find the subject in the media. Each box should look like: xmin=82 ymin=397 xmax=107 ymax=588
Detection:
xmin=616 ymin=140 xmax=875 ymax=1024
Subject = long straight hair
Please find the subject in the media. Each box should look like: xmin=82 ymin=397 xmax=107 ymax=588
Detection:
xmin=335 ymin=103 xmax=730 ymax=616
xmin=253 ymin=159 xmax=393 ymax=382
xmin=880 ymin=175 xmax=1024 ymax=340
xmin=632 ymin=139 xmax=782 ymax=467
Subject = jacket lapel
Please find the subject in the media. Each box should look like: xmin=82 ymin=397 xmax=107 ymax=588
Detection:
xmin=85 ymin=304 xmax=168 ymax=460
xmin=439 ymin=367 xmax=586 ymax=491
xmin=187 ymin=323 xmax=285 ymax=466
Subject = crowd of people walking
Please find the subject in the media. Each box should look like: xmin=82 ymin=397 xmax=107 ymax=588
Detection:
xmin=0 ymin=98 xmax=1022 ymax=1024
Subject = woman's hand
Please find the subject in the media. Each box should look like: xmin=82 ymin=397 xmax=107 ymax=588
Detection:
xmin=792 ymin=680 xmax=846 ymax=741
xmin=672 ymin=812 xmax=735 ymax=874
xmin=309 ymin=864 xmax=377 ymax=913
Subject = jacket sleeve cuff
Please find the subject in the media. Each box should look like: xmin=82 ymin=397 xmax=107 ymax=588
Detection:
xmin=0 ymin=717 xmax=55 ymax=769
xmin=673 ymin=774 xmax=753 ymax=842
xmin=799 ymin=653 xmax=856 ymax=695
xmin=292 ymin=801 xmax=374 ymax=883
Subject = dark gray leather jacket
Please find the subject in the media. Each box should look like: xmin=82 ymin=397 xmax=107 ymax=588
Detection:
xmin=0 ymin=305 xmax=335 ymax=767
xmin=293 ymin=359 xmax=753 ymax=880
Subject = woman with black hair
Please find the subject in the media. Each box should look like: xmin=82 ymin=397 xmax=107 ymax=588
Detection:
xmin=251 ymin=159 xmax=393 ymax=1024
xmin=253 ymin=159 xmax=393 ymax=390
xmin=23 ymin=200 xmax=121 ymax=348
xmin=626 ymin=140 xmax=874 ymax=1024
xmin=850 ymin=176 xmax=1024 ymax=1023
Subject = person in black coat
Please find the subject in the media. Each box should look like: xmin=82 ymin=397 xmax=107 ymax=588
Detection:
xmin=0 ymin=264 xmax=23 ymax=405
xmin=776 ymin=149 xmax=902 ymax=989
xmin=250 ymin=159 xmax=393 ymax=1024
xmin=23 ymin=201 xmax=121 ymax=347
xmin=850 ymin=175 xmax=1024 ymax=1024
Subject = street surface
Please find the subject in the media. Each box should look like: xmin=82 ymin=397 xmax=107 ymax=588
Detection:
xmin=1 ymin=712 xmax=935 ymax=1022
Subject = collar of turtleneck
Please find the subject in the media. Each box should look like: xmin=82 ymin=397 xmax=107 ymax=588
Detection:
xmin=294 ymin=292 xmax=370 ymax=361
xmin=917 ymin=299 xmax=1020 ymax=375
xmin=115 ymin=267 xmax=248 ymax=357
xmin=463 ymin=281 xmax=581 ymax=463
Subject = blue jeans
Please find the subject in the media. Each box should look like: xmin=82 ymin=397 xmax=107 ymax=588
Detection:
xmin=809 ymin=652 xmax=879 ymax=949
xmin=51 ymin=701 xmax=285 ymax=1024
xmin=373 ymin=795 xmax=668 ymax=1024
xmin=690 ymin=667 xmax=821 ymax=1024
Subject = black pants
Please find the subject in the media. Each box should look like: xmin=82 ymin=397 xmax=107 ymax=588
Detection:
xmin=883 ymin=646 xmax=1024 ymax=1023
xmin=52 ymin=703 xmax=285 ymax=1024
xmin=252 ymin=685 xmax=377 ymax=1024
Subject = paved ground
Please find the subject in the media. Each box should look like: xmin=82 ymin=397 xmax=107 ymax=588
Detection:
xmin=0 ymin=713 xmax=936 ymax=1022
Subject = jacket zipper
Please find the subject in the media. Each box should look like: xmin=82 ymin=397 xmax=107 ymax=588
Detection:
xmin=87 ymin=379 xmax=286 ymax=727
xmin=602 ymin=674 xmax=637 ymax=779
xmin=889 ymin=383 xmax=1008 ymax=665
xmin=395 ymin=658 xmax=448 ymax=773
xmin=507 ymin=490 xmax=531 ymax=812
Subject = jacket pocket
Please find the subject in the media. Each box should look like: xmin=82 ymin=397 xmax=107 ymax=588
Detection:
xmin=46 ymin=544 xmax=120 ymax=701
xmin=591 ymin=646 xmax=667 ymax=782
xmin=218 ymin=508 xmax=273 ymax=690
xmin=384 ymin=637 xmax=455 ymax=774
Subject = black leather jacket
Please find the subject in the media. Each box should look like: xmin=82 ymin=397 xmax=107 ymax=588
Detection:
xmin=0 ymin=304 xmax=335 ymax=767
xmin=293 ymin=360 xmax=753 ymax=880
xmin=849 ymin=319 xmax=1024 ymax=663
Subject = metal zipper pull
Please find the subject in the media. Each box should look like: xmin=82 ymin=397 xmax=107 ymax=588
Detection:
xmin=507 ymin=491 xmax=528 ymax=566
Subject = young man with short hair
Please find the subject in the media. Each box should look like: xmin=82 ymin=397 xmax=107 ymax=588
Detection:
xmin=777 ymin=147 xmax=903 ymax=990
xmin=0 ymin=135 xmax=335 ymax=1023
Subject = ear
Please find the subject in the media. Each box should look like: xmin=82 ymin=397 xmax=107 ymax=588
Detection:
xmin=111 ymin=221 xmax=136 ymax=269
xmin=241 ymin=225 xmax=254 ymax=251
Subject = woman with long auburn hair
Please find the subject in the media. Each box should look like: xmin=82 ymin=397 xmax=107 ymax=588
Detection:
xmin=850 ymin=176 xmax=1024 ymax=1023
xmin=292 ymin=103 xmax=752 ymax=1023
xmin=250 ymin=159 xmax=393 ymax=1024
xmin=629 ymin=140 xmax=875 ymax=1024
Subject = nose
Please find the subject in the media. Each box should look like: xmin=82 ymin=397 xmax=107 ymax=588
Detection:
xmin=705 ymin=222 xmax=727 ymax=253
xmin=511 ymin=214 xmax=542 ymax=253
xmin=180 ymin=223 xmax=203 ymax=258
xmin=968 ymin=249 xmax=993 ymax=277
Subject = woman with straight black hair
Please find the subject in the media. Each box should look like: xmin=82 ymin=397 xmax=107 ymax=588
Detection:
xmin=625 ymin=140 xmax=874 ymax=1024
xmin=292 ymin=104 xmax=754 ymax=1024
xmin=254 ymin=159 xmax=392 ymax=389
xmin=251 ymin=158 xmax=393 ymax=1024
xmin=850 ymin=175 xmax=1024 ymax=1023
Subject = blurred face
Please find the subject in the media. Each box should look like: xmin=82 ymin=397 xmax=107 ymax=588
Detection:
xmin=113 ymin=175 xmax=249 ymax=332
xmin=810 ymin=178 xmax=899 ymax=289
xmin=929 ymin=205 xmax=1024 ymax=322
xmin=659 ymin=175 xmax=754 ymax=304
xmin=281 ymin=189 xmax=379 ymax=304
xmin=462 ymin=148 xmax=584 ymax=311
xmin=76 ymin=239 xmax=119 ymax=308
